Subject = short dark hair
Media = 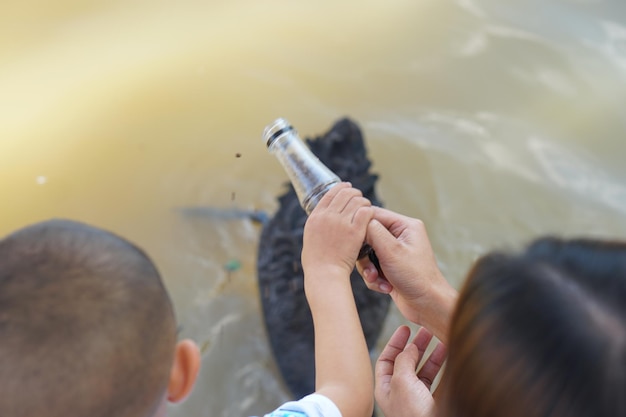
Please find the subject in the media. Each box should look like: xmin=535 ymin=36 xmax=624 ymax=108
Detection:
xmin=0 ymin=219 xmax=177 ymax=417
xmin=442 ymin=237 xmax=626 ymax=417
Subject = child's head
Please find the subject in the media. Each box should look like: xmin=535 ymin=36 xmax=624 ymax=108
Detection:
xmin=0 ymin=219 xmax=200 ymax=417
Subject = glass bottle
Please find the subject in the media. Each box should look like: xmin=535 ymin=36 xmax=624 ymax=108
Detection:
xmin=263 ymin=118 xmax=340 ymax=215
xmin=263 ymin=117 xmax=381 ymax=267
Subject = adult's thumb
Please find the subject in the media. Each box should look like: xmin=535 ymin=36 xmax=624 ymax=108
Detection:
xmin=394 ymin=343 xmax=420 ymax=378
xmin=366 ymin=219 xmax=395 ymax=257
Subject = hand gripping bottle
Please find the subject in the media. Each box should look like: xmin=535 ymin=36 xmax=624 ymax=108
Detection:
xmin=263 ymin=118 xmax=381 ymax=266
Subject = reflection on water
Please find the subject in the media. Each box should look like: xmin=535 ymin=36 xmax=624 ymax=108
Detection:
xmin=1 ymin=0 xmax=625 ymax=416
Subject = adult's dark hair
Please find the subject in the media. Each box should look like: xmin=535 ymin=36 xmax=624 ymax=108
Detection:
xmin=441 ymin=237 xmax=626 ymax=417
xmin=0 ymin=219 xmax=177 ymax=417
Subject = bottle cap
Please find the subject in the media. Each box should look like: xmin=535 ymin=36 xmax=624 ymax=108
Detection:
xmin=263 ymin=118 xmax=295 ymax=148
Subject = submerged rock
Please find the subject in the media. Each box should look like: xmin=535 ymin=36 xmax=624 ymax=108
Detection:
xmin=257 ymin=118 xmax=391 ymax=399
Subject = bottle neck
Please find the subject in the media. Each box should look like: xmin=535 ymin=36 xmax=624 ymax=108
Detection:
xmin=268 ymin=130 xmax=340 ymax=214
xmin=302 ymin=181 xmax=339 ymax=215
xmin=265 ymin=123 xmax=295 ymax=149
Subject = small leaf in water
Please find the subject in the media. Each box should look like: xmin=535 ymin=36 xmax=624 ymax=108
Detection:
xmin=200 ymin=339 xmax=211 ymax=354
xmin=224 ymin=259 xmax=242 ymax=272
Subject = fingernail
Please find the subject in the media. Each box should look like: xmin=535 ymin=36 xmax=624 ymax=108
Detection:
xmin=362 ymin=268 xmax=370 ymax=279
xmin=379 ymin=282 xmax=391 ymax=293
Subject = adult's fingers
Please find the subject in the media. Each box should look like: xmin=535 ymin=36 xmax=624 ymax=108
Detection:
xmin=376 ymin=326 xmax=411 ymax=384
xmin=411 ymin=327 xmax=434 ymax=357
xmin=417 ymin=341 xmax=447 ymax=391
xmin=352 ymin=207 xmax=375 ymax=235
xmin=408 ymin=328 xmax=434 ymax=385
xmin=393 ymin=343 xmax=420 ymax=383
xmin=371 ymin=207 xmax=427 ymax=245
xmin=365 ymin=219 xmax=396 ymax=255
xmin=355 ymin=260 xmax=393 ymax=294
xmin=356 ymin=258 xmax=377 ymax=283
xmin=370 ymin=207 xmax=412 ymax=231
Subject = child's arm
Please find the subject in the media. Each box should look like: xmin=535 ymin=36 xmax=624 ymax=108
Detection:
xmin=301 ymin=183 xmax=376 ymax=417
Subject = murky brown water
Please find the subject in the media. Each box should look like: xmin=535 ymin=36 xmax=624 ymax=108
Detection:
xmin=2 ymin=0 xmax=626 ymax=416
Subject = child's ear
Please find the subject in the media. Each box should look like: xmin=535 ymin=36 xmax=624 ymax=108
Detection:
xmin=167 ymin=339 xmax=201 ymax=403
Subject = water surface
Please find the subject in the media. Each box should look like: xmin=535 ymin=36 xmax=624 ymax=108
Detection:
xmin=1 ymin=1 xmax=625 ymax=416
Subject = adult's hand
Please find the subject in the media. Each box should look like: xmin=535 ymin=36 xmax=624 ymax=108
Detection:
xmin=375 ymin=326 xmax=446 ymax=417
xmin=356 ymin=207 xmax=457 ymax=343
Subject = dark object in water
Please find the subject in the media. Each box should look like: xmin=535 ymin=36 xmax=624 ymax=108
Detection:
xmin=257 ymin=118 xmax=391 ymax=399
xmin=178 ymin=206 xmax=270 ymax=225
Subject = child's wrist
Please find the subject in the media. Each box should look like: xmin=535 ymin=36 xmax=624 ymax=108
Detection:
xmin=302 ymin=264 xmax=351 ymax=281
xmin=304 ymin=265 xmax=352 ymax=298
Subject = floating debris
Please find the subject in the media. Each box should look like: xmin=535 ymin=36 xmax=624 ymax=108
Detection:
xmin=235 ymin=152 xmax=242 ymax=158
xmin=200 ymin=339 xmax=211 ymax=354
xmin=224 ymin=259 xmax=242 ymax=272
xmin=177 ymin=206 xmax=269 ymax=225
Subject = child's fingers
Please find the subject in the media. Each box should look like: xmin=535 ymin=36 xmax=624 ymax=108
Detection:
xmin=344 ymin=196 xmax=371 ymax=218
xmin=327 ymin=187 xmax=363 ymax=213
xmin=315 ymin=182 xmax=351 ymax=210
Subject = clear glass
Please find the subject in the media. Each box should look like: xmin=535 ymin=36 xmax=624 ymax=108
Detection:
xmin=263 ymin=118 xmax=340 ymax=215
xmin=262 ymin=118 xmax=380 ymax=268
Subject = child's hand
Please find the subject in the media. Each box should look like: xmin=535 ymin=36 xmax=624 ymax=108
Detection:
xmin=302 ymin=182 xmax=373 ymax=280
xmin=375 ymin=326 xmax=447 ymax=417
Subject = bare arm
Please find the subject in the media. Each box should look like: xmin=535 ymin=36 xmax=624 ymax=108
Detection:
xmin=302 ymin=183 xmax=375 ymax=417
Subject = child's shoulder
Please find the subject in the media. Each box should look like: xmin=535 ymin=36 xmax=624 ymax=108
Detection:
xmin=260 ymin=394 xmax=341 ymax=417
